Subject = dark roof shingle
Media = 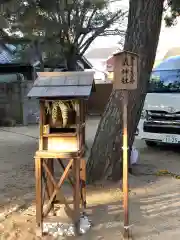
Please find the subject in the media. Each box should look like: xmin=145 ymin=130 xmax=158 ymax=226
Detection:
xmin=27 ymin=71 xmax=95 ymax=98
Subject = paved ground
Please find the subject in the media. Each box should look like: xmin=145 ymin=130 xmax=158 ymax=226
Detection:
xmin=0 ymin=117 xmax=180 ymax=239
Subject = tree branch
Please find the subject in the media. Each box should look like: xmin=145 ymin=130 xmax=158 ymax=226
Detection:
xmin=76 ymin=8 xmax=97 ymax=46
xmin=79 ymin=10 xmax=125 ymax=55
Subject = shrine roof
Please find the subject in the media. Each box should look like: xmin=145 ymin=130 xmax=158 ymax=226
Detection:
xmin=27 ymin=71 xmax=95 ymax=98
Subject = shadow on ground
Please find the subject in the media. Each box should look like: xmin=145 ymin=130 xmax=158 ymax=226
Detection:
xmin=2 ymin=188 xmax=180 ymax=240
xmin=1 ymin=119 xmax=180 ymax=239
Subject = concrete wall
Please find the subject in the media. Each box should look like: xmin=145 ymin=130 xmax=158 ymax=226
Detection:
xmin=0 ymin=82 xmax=22 ymax=124
xmin=87 ymin=81 xmax=113 ymax=115
xmin=22 ymin=81 xmax=39 ymax=125
xmin=0 ymin=79 xmax=39 ymax=125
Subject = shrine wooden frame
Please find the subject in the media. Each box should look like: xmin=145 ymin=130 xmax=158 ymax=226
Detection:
xmin=35 ymin=151 xmax=86 ymax=236
xmin=34 ymin=98 xmax=87 ymax=237
xmin=27 ymin=71 xmax=95 ymax=237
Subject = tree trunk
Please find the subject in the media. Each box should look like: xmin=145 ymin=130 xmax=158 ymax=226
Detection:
xmin=66 ymin=46 xmax=78 ymax=71
xmin=87 ymin=0 xmax=164 ymax=183
xmin=66 ymin=56 xmax=77 ymax=71
xmin=34 ymin=40 xmax=44 ymax=71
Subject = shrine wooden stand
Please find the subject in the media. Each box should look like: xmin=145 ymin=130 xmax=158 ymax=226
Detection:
xmin=27 ymin=71 xmax=95 ymax=236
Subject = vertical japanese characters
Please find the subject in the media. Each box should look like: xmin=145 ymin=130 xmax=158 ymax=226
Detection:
xmin=121 ymin=53 xmax=136 ymax=85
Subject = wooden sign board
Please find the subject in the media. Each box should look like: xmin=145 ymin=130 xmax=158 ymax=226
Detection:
xmin=113 ymin=51 xmax=138 ymax=90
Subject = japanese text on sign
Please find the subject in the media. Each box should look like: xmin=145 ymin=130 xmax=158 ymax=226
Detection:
xmin=113 ymin=51 xmax=138 ymax=90
xmin=121 ymin=55 xmax=136 ymax=84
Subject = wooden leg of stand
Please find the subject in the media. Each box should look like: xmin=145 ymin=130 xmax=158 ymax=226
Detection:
xmin=46 ymin=159 xmax=54 ymax=197
xmin=80 ymin=159 xmax=86 ymax=208
xmin=73 ymin=158 xmax=81 ymax=235
xmin=46 ymin=159 xmax=55 ymax=214
xmin=35 ymin=157 xmax=43 ymax=237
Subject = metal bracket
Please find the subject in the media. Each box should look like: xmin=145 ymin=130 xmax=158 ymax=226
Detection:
xmin=122 ymin=146 xmax=129 ymax=150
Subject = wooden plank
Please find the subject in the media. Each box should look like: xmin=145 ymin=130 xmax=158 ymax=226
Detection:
xmin=80 ymin=159 xmax=86 ymax=208
xmin=78 ymin=75 xmax=94 ymax=86
xmin=43 ymin=133 xmax=77 ymax=137
xmin=27 ymin=86 xmax=92 ymax=98
xmin=35 ymin=72 xmax=94 ymax=86
xmin=39 ymin=101 xmax=44 ymax=150
xmin=34 ymin=77 xmax=52 ymax=86
xmin=34 ymin=77 xmax=64 ymax=87
xmin=57 ymin=159 xmax=74 ymax=187
xmin=35 ymin=157 xmax=43 ymax=236
xmin=65 ymin=75 xmax=79 ymax=86
xmin=43 ymin=159 xmax=74 ymax=218
xmin=113 ymin=51 xmax=138 ymax=90
xmin=44 ymin=135 xmax=78 ymax=152
xmin=73 ymin=157 xmax=81 ymax=234
xmin=37 ymin=71 xmax=93 ymax=78
xmin=50 ymin=76 xmax=66 ymax=86
xmin=35 ymin=149 xmax=84 ymax=159
xmin=46 ymin=160 xmax=55 ymax=206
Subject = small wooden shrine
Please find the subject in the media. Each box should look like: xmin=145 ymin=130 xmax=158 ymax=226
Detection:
xmin=27 ymin=71 xmax=95 ymax=236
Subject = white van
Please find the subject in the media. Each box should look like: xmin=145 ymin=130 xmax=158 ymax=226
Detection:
xmin=137 ymin=57 xmax=180 ymax=147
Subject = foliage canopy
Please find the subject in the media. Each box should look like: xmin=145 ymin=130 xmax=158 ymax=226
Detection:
xmin=164 ymin=0 xmax=180 ymax=26
xmin=0 ymin=0 xmax=126 ymax=69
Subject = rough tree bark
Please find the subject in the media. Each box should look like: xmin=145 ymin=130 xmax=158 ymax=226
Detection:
xmin=66 ymin=45 xmax=78 ymax=71
xmin=87 ymin=0 xmax=164 ymax=183
xmin=66 ymin=55 xmax=78 ymax=71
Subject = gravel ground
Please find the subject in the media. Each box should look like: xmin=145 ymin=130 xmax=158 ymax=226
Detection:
xmin=0 ymin=117 xmax=180 ymax=239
